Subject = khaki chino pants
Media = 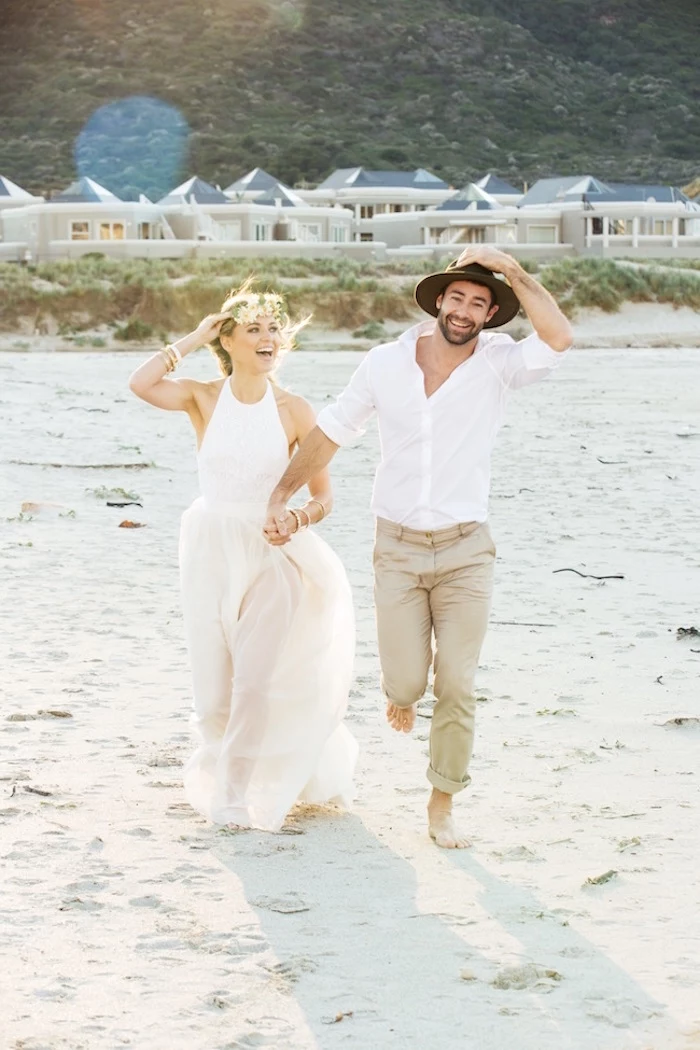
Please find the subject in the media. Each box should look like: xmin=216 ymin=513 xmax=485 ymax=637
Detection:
xmin=373 ymin=517 xmax=495 ymax=794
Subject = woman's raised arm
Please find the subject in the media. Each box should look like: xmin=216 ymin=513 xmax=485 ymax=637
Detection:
xmin=128 ymin=312 xmax=232 ymax=411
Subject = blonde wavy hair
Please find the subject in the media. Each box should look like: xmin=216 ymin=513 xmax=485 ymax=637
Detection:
xmin=208 ymin=277 xmax=310 ymax=377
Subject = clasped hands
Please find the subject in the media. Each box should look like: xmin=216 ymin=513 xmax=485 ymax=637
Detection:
xmin=263 ymin=500 xmax=299 ymax=546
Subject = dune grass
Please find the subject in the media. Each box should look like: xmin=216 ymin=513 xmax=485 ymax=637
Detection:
xmin=0 ymin=256 xmax=698 ymax=339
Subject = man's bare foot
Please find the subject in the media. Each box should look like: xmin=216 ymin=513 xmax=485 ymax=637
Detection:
xmin=428 ymin=789 xmax=471 ymax=849
xmin=386 ymin=702 xmax=417 ymax=733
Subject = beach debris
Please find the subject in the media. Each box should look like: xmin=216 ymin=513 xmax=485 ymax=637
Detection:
xmin=599 ymin=740 xmax=626 ymax=750
xmin=584 ymin=869 xmax=618 ymax=886
xmin=676 ymin=626 xmax=700 ymax=639
xmin=66 ymin=406 xmax=110 ymax=413
xmin=322 ymin=1011 xmax=353 ymax=1025
xmin=537 ymin=708 xmax=577 ymax=717
xmin=459 ymin=968 xmax=478 ymax=981
xmin=597 ymin=457 xmax=626 ymax=464
xmin=107 ymin=500 xmax=143 ymax=507
xmin=265 ymin=955 xmax=317 ymax=984
xmin=662 ymin=717 xmax=700 ymax=728
xmin=23 ymin=785 xmax=53 ymax=797
xmin=554 ymin=568 xmax=624 ymax=580
xmin=280 ymin=823 xmax=305 ymax=835
xmin=617 ymin=837 xmax=641 ymax=852
xmin=491 ymin=964 xmax=563 ymax=991
xmin=6 ymin=709 xmax=72 ymax=721
xmin=118 ymin=520 xmax=146 ymax=529
xmin=147 ymin=751 xmax=182 ymax=767
xmin=20 ymin=501 xmax=70 ymax=516
xmin=87 ymin=485 xmax=141 ymax=501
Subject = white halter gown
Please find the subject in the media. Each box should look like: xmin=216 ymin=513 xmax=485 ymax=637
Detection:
xmin=178 ymin=379 xmax=357 ymax=831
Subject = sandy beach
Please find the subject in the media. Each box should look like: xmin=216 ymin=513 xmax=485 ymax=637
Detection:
xmin=1 ymin=342 xmax=700 ymax=1050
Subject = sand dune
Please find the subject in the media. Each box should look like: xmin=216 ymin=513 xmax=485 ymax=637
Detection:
xmin=1 ymin=343 xmax=699 ymax=1050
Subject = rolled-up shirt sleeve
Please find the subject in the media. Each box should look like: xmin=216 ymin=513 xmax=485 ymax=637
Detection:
xmin=316 ymin=351 xmax=376 ymax=446
xmin=487 ymin=332 xmax=568 ymax=390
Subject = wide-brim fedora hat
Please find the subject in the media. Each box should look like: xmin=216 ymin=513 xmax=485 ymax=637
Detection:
xmin=414 ymin=259 xmax=520 ymax=328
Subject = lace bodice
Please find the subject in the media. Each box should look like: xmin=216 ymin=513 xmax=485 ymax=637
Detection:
xmin=197 ymin=381 xmax=290 ymax=506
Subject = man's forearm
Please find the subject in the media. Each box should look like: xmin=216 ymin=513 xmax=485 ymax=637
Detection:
xmin=503 ymin=262 xmax=573 ymax=351
xmin=272 ymin=426 xmax=339 ymax=503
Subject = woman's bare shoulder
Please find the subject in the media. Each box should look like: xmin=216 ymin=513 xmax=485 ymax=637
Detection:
xmin=189 ymin=376 xmax=225 ymax=399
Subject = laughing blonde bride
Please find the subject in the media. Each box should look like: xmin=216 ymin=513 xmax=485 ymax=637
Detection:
xmin=128 ymin=281 xmax=357 ymax=831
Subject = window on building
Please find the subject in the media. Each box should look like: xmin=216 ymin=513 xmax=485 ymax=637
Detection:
xmin=254 ymin=223 xmax=271 ymax=241
xmin=591 ymin=217 xmax=603 ymax=235
xmin=374 ymin=204 xmax=387 ymax=215
xmin=527 ymin=225 xmax=558 ymax=244
xmin=360 ymin=205 xmax=374 ymax=219
xmin=653 ymin=219 xmax=672 ymax=236
xmin=70 ymin=221 xmax=90 ymax=240
xmin=389 ymin=204 xmax=405 ymax=213
xmin=297 ymin=223 xmax=322 ymax=243
xmin=216 ymin=221 xmax=242 ymax=241
xmin=496 ymin=224 xmax=517 ymax=244
xmin=138 ymin=223 xmax=151 ymax=240
xmin=331 ymin=225 xmax=348 ymax=243
xmin=459 ymin=227 xmax=486 ymax=244
xmin=99 ymin=222 xmax=125 ymax=240
xmin=360 ymin=233 xmax=374 ymax=242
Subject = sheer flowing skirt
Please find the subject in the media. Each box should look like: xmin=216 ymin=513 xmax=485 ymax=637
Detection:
xmin=178 ymin=498 xmax=357 ymax=832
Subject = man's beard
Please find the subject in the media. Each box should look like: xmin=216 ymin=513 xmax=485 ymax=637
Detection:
xmin=437 ymin=311 xmax=483 ymax=345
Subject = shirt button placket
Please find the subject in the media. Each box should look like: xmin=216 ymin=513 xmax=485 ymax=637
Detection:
xmin=420 ymin=405 xmax=432 ymax=530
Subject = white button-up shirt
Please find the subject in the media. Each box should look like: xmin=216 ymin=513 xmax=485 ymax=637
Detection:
xmin=316 ymin=321 xmax=567 ymax=529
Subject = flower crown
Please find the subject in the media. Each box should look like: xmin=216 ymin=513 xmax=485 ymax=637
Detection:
xmin=227 ymin=292 xmax=286 ymax=328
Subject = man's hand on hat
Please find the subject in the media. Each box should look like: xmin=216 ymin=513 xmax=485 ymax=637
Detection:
xmin=455 ymin=246 xmax=518 ymax=276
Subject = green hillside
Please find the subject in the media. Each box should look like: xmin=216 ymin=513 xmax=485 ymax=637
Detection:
xmin=0 ymin=0 xmax=698 ymax=199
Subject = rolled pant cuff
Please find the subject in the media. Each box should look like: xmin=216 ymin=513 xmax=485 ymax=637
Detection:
xmin=427 ymin=765 xmax=471 ymax=795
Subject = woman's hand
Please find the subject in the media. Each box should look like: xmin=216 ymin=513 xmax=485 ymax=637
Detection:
xmin=263 ymin=500 xmax=298 ymax=546
xmin=177 ymin=311 xmax=234 ymax=355
xmin=194 ymin=311 xmax=234 ymax=343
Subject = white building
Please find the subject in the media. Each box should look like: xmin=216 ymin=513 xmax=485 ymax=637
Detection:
xmin=0 ymin=178 xmax=169 ymax=262
xmin=297 ymin=168 xmax=454 ymax=237
xmin=358 ymin=175 xmax=700 ymax=261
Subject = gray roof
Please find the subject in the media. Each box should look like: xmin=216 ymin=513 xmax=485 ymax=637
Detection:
xmin=519 ymin=175 xmax=692 ymax=207
xmin=224 ymin=168 xmax=281 ymax=195
xmin=317 ymin=167 xmax=449 ymax=191
xmin=255 ymin=183 xmax=305 ymax=208
xmin=475 ymin=173 xmax=521 ymax=196
xmin=158 ymin=177 xmax=229 ymax=205
xmin=436 ymin=183 xmax=500 ymax=212
xmin=54 ymin=177 xmax=121 ymax=203
xmin=0 ymin=175 xmax=35 ymax=200
xmin=603 ymin=182 xmax=692 ymax=203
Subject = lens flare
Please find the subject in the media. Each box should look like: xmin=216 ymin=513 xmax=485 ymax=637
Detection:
xmin=75 ymin=96 xmax=190 ymax=202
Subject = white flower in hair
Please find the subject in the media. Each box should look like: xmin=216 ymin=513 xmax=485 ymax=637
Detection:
xmin=231 ymin=293 xmax=285 ymax=328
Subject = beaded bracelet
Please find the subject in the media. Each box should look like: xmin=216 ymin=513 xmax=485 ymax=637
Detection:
xmin=159 ymin=348 xmax=175 ymax=373
xmin=306 ymin=498 xmax=326 ymax=521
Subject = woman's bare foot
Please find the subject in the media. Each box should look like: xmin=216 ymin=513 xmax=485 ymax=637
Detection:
xmin=386 ymin=702 xmax=417 ymax=733
xmin=427 ymin=788 xmax=471 ymax=849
